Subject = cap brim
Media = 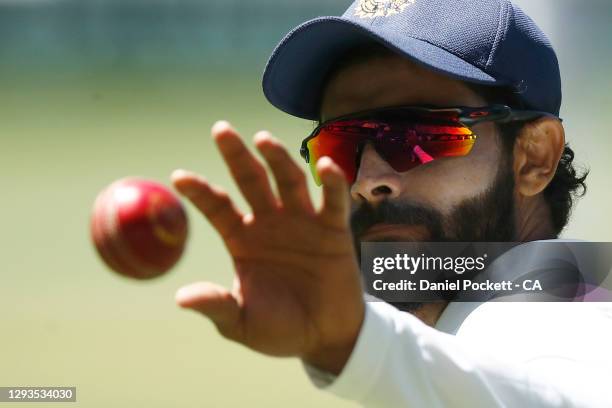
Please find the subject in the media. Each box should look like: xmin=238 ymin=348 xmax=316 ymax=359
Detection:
xmin=263 ymin=16 xmax=505 ymax=121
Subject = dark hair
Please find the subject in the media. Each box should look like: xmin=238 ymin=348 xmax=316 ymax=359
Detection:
xmin=320 ymin=43 xmax=589 ymax=236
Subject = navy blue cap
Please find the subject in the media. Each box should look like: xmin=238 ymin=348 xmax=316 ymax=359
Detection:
xmin=262 ymin=0 xmax=561 ymax=120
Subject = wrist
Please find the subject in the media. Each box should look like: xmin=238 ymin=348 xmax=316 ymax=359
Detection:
xmin=302 ymin=301 xmax=365 ymax=376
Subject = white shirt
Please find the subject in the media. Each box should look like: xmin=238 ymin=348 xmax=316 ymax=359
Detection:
xmin=304 ymin=245 xmax=612 ymax=407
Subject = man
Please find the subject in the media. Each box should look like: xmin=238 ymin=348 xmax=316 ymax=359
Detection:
xmin=171 ymin=0 xmax=612 ymax=406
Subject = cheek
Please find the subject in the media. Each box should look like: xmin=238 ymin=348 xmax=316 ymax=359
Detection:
xmin=396 ymin=128 xmax=502 ymax=214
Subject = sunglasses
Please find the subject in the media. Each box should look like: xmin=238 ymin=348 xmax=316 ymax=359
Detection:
xmin=300 ymin=104 xmax=554 ymax=185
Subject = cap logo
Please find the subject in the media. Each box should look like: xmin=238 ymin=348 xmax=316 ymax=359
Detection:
xmin=355 ymin=0 xmax=415 ymax=19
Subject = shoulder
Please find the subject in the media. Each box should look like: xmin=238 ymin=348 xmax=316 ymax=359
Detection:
xmin=455 ymin=302 xmax=612 ymax=365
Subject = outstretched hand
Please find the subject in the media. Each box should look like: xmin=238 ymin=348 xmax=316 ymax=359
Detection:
xmin=171 ymin=121 xmax=365 ymax=374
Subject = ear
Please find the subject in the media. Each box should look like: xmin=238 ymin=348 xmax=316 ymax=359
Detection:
xmin=513 ymin=117 xmax=565 ymax=197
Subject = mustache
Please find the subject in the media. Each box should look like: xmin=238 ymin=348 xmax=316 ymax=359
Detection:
xmin=350 ymin=200 xmax=445 ymax=241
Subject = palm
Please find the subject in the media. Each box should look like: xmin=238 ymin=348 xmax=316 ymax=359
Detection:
xmin=172 ymin=122 xmax=364 ymax=361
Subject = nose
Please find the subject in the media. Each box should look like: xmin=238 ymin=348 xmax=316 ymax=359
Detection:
xmin=350 ymin=143 xmax=402 ymax=204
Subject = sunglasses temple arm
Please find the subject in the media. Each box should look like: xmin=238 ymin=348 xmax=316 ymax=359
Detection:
xmin=505 ymin=110 xmax=562 ymax=123
xmin=462 ymin=110 xmax=562 ymax=126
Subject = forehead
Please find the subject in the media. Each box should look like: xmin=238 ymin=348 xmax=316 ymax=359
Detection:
xmin=320 ymin=53 xmax=487 ymax=122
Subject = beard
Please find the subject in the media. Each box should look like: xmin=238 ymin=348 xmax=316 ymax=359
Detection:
xmin=350 ymin=161 xmax=516 ymax=313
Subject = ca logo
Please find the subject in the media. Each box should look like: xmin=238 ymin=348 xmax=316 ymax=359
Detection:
xmin=355 ymin=0 xmax=415 ymax=19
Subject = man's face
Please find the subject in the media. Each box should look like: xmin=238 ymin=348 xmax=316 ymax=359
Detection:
xmin=320 ymin=53 xmax=516 ymax=244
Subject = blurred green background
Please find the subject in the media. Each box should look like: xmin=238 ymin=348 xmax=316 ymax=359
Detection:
xmin=0 ymin=1 xmax=610 ymax=407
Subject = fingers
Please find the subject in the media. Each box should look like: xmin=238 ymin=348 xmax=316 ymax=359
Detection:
xmin=317 ymin=157 xmax=350 ymax=229
xmin=171 ymin=169 xmax=244 ymax=241
xmin=212 ymin=121 xmax=278 ymax=214
xmin=254 ymin=131 xmax=314 ymax=214
xmin=176 ymin=282 xmax=243 ymax=341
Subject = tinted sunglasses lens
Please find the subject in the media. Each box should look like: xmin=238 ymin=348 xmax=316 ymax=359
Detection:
xmin=378 ymin=124 xmax=476 ymax=173
xmin=306 ymin=125 xmax=363 ymax=185
xmin=305 ymin=118 xmax=476 ymax=185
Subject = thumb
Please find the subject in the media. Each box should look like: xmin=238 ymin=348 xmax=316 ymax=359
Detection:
xmin=176 ymin=282 xmax=242 ymax=341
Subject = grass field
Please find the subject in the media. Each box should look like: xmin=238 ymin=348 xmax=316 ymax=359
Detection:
xmin=0 ymin=70 xmax=354 ymax=407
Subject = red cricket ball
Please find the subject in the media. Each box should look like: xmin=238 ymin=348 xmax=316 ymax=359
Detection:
xmin=91 ymin=178 xmax=188 ymax=280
